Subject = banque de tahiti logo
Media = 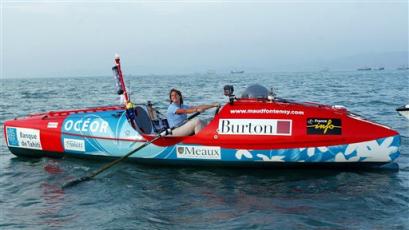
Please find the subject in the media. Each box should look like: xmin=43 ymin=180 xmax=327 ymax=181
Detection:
xmin=307 ymin=118 xmax=342 ymax=135
xmin=7 ymin=127 xmax=19 ymax=146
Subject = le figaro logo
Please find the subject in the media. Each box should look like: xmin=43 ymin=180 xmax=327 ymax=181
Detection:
xmin=176 ymin=145 xmax=221 ymax=160
xmin=63 ymin=138 xmax=85 ymax=152
xmin=307 ymin=118 xmax=342 ymax=135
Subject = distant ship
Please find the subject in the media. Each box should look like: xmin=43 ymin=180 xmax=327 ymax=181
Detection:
xmin=357 ymin=67 xmax=371 ymax=71
xmin=397 ymin=66 xmax=409 ymax=70
xmin=230 ymin=70 xmax=245 ymax=74
xmin=376 ymin=67 xmax=384 ymax=71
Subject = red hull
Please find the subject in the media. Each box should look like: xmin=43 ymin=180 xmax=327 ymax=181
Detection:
xmin=4 ymin=100 xmax=398 ymax=150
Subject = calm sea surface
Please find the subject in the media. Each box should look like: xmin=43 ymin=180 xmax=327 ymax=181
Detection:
xmin=1 ymin=71 xmax=408 ymax=229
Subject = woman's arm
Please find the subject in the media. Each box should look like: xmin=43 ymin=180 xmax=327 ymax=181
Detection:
xmin=176 ymin=103 xmax=219 ymax=114
xmin=175 ymin=107 xmax=198 ymax=114
xmin=196 ymin=103 xmax=220 ymax=111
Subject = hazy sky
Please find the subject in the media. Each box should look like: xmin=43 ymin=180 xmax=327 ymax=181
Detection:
xmin=2 ymin=1 xmax=408 ymax=78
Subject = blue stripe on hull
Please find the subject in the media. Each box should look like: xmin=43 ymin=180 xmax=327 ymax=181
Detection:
xmin=60 ymin=135 xmax=400 ymax=164
xmin=7 ymin=147 xmax=396 ymax=169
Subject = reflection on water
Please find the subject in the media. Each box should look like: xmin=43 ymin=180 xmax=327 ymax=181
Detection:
xmin=38 ymin=182 xmax=67 ymax=228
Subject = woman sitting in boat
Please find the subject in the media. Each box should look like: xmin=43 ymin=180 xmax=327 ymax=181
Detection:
xmin=167 ymin=88 xmax=219 ymax=136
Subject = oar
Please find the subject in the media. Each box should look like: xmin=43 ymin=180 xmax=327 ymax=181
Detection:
xmin=62 ymin=112 xmax=201 ymax=189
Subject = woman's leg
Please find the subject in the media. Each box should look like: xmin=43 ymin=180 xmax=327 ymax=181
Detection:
xmin=193 ymin=118 xmax=204 ymax=134
xmin=171 ymin=118 xmax=204 ymax=136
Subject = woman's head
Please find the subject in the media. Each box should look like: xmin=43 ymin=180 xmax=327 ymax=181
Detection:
xmin=169 ymin=88 xmax=183 ymax=104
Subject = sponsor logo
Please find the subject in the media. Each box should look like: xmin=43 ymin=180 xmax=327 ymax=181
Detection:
xmin=6 ymin=127 xmax=42 ymax=150
xmin=307 ymin=118 xmax=342 ymax=135
xmin=47 ymin=122 xmax=59 ymax=128
xmin=63 ymin=119 xmax=109 ymax=133
xmin=176 ymin=145 xmax=221 ymax=160
xmin=218 ymin=119 xmax=292 ymax=136
xmin=63 ymin=138 xmax=85 ymax=152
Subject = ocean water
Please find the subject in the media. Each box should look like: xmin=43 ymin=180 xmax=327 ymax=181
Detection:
xmin=0 ymin=71 xmax=408 ymax=229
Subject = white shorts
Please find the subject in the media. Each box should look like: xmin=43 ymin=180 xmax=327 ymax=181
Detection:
xmin=170 ymin=117 xmax=204 ymax=136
